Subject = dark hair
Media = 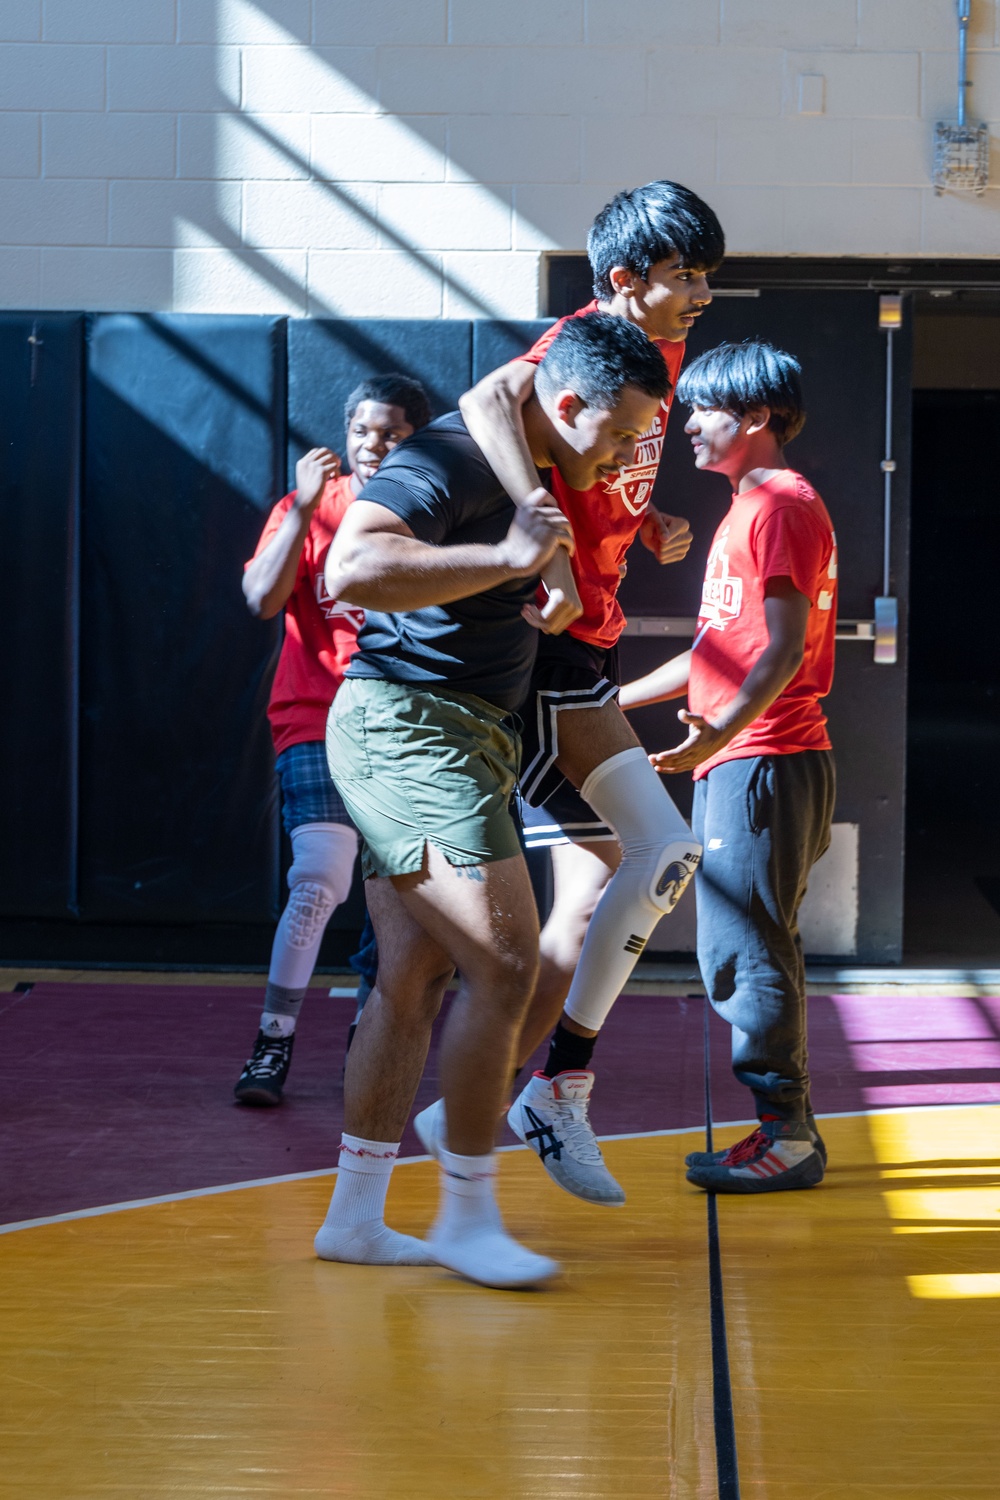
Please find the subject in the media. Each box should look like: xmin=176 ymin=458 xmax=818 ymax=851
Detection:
xmin=343 ymin=373 xmax=432 ymax=433
xmin=676 ymin=340 xmax=806 ymax=445
xmin=587 ymin=181 xmax=725 ymax=299
xmin=536 ymin=312 xmax=670 ymax=409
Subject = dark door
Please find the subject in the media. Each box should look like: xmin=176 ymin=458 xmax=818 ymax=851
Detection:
xmin=616 ymin=288 xmax=911 ymax=964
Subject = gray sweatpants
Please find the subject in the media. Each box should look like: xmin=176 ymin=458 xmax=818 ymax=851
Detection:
xmin=691 ymin=750 xmax=836 ymax=1122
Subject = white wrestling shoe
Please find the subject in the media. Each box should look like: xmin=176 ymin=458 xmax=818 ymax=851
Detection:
xmin=508 ymin=1071 xmax=625 ymax=1207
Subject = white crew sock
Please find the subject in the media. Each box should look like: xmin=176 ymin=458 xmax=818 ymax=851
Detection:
xmin=314 ymin=1133 xmax=435 ymax=1266
xmin=427 ymin=1148 xmax=559 ymax=1290
xmin=563 ymin=747 xmax=700 ymax=1032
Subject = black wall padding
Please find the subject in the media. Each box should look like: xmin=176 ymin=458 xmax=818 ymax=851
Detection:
xmin=287 ymin=319 xmax=473 ymax=481
xmin=0 ymin=314 xmax=83 ymax=917
xmin=471 ymin=320 xmax=553 ymax=382
xmin=79 ymin=315 xmax=286 ymax=923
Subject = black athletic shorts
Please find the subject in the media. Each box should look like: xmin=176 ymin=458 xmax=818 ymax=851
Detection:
xmin=518 ymin=632 xmax=620 ymax=848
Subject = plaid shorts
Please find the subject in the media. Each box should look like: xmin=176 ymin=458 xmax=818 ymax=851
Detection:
xmin=275 ymin=740 xmax=357 ymax=836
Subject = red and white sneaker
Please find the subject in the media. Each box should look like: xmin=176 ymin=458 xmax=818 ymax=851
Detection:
xmin=685 ymin=1116 xmax=824 ymax=1194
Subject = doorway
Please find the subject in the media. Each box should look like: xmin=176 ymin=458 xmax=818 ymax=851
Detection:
xmin=906 ymin=293 xmax=1000 ymax=963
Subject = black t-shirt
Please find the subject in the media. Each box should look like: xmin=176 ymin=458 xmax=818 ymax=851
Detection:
xmin=345 ymin=413 xmax=539 ymax=712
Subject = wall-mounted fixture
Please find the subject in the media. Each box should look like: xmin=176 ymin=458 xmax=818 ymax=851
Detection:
xmin=933 ymin=0 xmax=989 ymax=195
xmin=874 ymin=294 xmax=903 ymax=666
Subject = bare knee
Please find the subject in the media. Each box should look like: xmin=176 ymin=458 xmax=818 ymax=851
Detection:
xmin=475 ymin=945 xmax=538 ymax=1019
xmin=376 ymin=956 xmax=454 ymax=1028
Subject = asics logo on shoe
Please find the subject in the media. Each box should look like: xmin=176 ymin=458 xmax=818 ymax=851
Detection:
xmin=522 ymin=1105 xmax=563 ymax=1162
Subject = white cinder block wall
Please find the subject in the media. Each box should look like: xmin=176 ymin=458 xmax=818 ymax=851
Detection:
xmin=2 ymin=0 xmax=998 ymax=317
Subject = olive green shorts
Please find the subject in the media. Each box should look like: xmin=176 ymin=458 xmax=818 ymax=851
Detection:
xmin=326 ymin=677 xmax=523 ymax=880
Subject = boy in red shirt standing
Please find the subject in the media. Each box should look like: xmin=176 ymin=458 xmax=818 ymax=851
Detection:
xmin=234 ymin=375 xmax=431 ymax=1105
xmin=620 ymin=341 xmax=837 ymax=1192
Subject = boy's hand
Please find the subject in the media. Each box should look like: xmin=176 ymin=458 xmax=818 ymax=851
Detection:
xmin=294 ymin=447 xmax=341 ymax=512
xmin=640 ymin=509 xmax=692 ymax=565
xmin=648 ymin=709 xmax=730 ymax=773
xmin=523 ymin=545 xmax=584 ymax=634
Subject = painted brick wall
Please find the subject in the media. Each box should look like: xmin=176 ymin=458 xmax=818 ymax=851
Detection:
xmin=2 ymin=0 xmax=998 ymax=315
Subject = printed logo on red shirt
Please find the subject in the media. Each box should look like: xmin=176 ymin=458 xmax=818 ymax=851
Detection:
xmin=603 ymin=410 xmax=666 ymax=517
xmin=314 ymin=574 xmax=365 ymax=630
xmin=696 ymin=525 xmax=744 ymax=639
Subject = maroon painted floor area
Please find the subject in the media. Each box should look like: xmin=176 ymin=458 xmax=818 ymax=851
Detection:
xmin=3 ymin=983 xmax=999 ymax=1226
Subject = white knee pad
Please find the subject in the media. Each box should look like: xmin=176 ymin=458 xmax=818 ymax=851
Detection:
xmin=285 ymin=822 xmax=358 ymax=947
xmin=647 ymin=839 xmax=702 ymax=916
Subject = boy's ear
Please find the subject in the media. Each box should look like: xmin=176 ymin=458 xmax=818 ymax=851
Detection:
xmin=608 ymin=265 xmax=642 ymax=298
xmin=744 ymin=405 xmax=772 ymax=437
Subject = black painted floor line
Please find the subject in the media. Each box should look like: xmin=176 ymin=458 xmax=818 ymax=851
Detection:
xmin=702 ymin=997 xmax=741 ymax=1500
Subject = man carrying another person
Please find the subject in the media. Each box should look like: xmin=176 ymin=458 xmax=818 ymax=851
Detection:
xmin=313 ymin=313 xmax=677 ymax=1289
xmin=412 ymin=181 xmax=725 ymax=1207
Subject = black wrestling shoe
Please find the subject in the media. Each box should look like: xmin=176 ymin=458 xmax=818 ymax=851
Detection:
xmin=234 ymin=1029 xmax=294 ymax=1106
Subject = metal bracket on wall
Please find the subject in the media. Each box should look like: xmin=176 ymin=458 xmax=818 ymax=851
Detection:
xmin=621 ymin=617 xmax=875 ymax=641
xmin=875 ymin=293 xmax=902 ymax=665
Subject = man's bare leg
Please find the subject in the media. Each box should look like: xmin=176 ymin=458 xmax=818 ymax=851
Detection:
xmin=316 ymin=876 xmax=453 ymax=1267
xmin=342 ymin=876 xmax=454 ymax=1143
xmin=393 ymin=846 xmax=540 ymax=1155
xmin=320 ymin=843 xmax=558 ymax=1287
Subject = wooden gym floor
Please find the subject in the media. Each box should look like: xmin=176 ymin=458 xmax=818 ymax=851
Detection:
xmin=1 ymin=975 xmax=998 ymax=1499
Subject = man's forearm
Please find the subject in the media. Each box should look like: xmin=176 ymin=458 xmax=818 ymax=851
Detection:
xmin=618 ymin=651 xmax=691 ymax=710
xmin=459 ymin=364 xmax=542 ymax=506
xmin=328 ymin=533 xmax=525 ymax=612
xmin=243 ymin=508 xmax=313 ymax=618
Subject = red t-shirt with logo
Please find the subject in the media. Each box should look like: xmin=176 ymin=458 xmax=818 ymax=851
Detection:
xmin=522 ymin=301 xmax=685 ymax=649
xmin=249 ymin=474 xmax=365 ymax=756
xmin=688 ymin=469 xmax=838 ymax=780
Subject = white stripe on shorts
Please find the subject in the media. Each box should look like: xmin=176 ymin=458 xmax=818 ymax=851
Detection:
xmin=520 ymin=676 xmax=619 ymax=806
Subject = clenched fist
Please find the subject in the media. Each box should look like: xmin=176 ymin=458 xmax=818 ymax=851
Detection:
xmin=499 ymin=501 xmax=574 ymax=579
xmin=640 ymin=508 xmax=693 ymax=565
xmin=294 ymin=447 xmax=341 ymax=512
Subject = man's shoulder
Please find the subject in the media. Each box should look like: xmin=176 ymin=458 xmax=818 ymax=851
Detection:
xmin=365 ymin=412 xmax=506 ymax=515
xmin=380 ymin=411 xmax=490 ymax=480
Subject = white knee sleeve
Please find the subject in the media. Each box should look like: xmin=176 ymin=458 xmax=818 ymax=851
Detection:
xmin=269 ymin=822 xmax=359 ymax=990
xmin=287 ymin=822 xmax=358 ymax=911
xmin=580 ymin=749 xmax=702 ymax=918
xmin=563 ymin=748 xmax=702 ymax=1032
